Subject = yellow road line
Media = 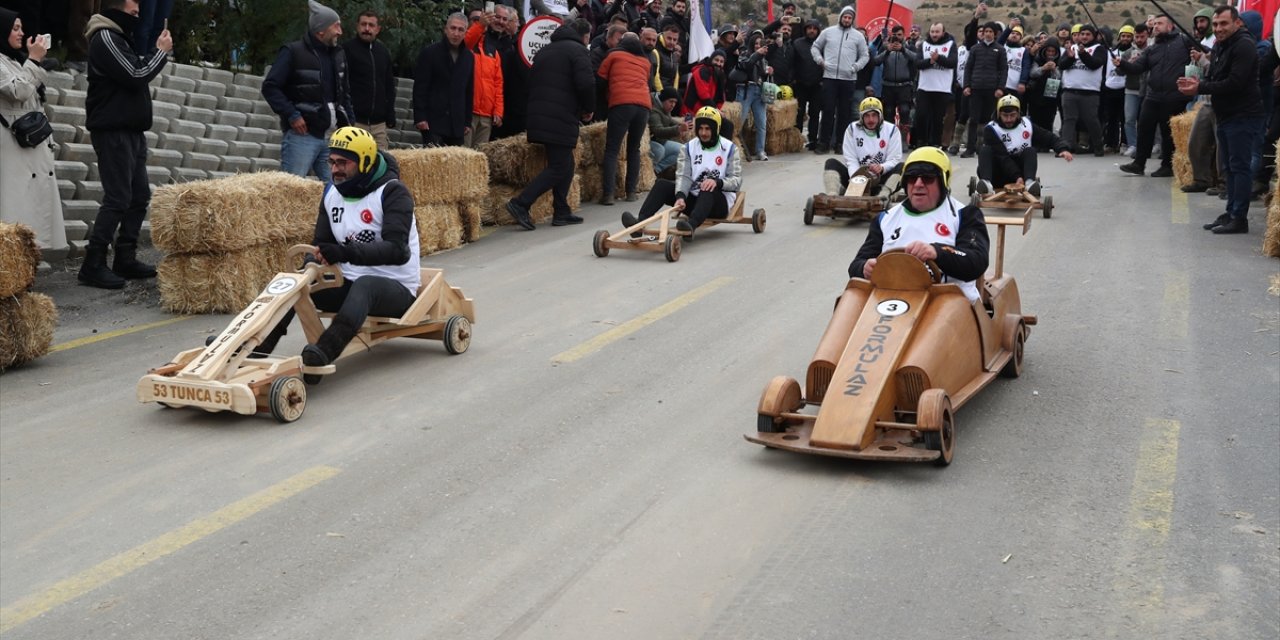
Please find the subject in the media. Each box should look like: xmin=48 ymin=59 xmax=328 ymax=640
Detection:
xmin=0 ymin=465 xmax=342 ymax=633
xmin=1160 ymin=271 xmax=1190 ymax=340
xmin=805 ymin=227 xmax=838 ymax=239
xmin=1114 ymin=418 xmax=1181 ymax=632
xmin=49 ymin=315 xmax=193 ymax=353
xmin=552 ymin=276 xmax=734 ymax=363
xmin=1171 ymin=181 xmax=1189 ymax=224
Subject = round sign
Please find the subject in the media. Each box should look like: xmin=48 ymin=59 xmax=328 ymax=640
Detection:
xmin=519 ymin=15 xmax=563 ymax=68
xmin=876 ymin=299 xmax=910 ymax=317
xmin=266 ymin=277 xmax=296 ymax=296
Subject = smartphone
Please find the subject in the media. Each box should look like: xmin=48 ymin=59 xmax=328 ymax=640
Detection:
xmin=39 ymin=34 xmax=51 ymax=48
xmin=485 ymin=1 xmax=495 ymax=13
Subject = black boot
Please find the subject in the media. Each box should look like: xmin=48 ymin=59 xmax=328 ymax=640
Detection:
xmin=78 ymin=245 xmax=126 ymax=289
xmin=112 ymin=242 xmax=157 ymax=279
xmin=301 ymin=321 xmax=357 ymax=384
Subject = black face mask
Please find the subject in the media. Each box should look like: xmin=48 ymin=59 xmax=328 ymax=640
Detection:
xmin=103 ymin=8 xmax=140 ymax=38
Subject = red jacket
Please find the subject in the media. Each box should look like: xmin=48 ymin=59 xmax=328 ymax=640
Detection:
xmin=597 ymin=43 xmax=654 ymax=109
xmin=464 ymin=21 xmax=505 ymax=119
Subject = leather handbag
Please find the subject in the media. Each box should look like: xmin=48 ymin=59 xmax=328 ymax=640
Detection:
xmin=0 ymin=110 xmax=54 ymax=148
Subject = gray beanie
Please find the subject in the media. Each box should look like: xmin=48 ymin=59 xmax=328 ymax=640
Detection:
xmin=308 ymin=0 xmax=340 ymax=33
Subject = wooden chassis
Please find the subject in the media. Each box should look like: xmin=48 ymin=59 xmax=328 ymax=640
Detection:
xmin=969 ymin=179 xmax=1054 ymax=219
xmin=747 ymin=212 xmax=1037 ymax=464
xmin=137 ymin=245 xmax=476 ymax=422
xmin=592 ymin=192 xmax=765 ymax=262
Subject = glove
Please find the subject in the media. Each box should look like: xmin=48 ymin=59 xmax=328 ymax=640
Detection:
xmin=316 ymin=242 xmax=347 ymax=264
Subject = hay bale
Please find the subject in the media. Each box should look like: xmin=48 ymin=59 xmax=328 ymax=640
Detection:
xmin=150 ymin=172 xmax=321 ymax=254
xmin=765 ymin=100 xmax=798 ymax=133
xmin=0 ymin=222 xmax=40 ymax=297
xmin=415 ymin=203 xmax=464 ymax=255
xmin=720 ymin=101 xmax=744 ymax=139
xmin=458 ymin=199 xmax=484 ymax=242
xmin=390 ymin=147 xmax=489 ymax=204
xmin=0 ymin=292 xmax=57 ymax=371
xmin=1169 ymin=104 xmax=1200 ymax=188
xmin=481 ymin=134 xmax=582 ymax=185
xmin=158 ymin=244 xmax=284 ymax=314
xmin=1265 ymin=178 xmax=1280 ymax=258
xmin=579 ymin=165 xmax=604 ymax=204
xmin=577 ymin=122 xmax=609 ymax=169
xmin=484 ymin=175 xmax=581 ymax=226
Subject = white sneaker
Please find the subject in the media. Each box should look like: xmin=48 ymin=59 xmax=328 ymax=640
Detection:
xmin=756 ymin=152 xmax=769 ymax=161
xmin=1126 ymin=146 xmax=1137 ymax=158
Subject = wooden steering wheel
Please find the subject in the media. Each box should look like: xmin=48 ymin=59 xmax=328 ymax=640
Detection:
xmin=287 ymin=244 xmax=344 ymax=291
xmin=879 ymin=247 xmax=944 ymax=284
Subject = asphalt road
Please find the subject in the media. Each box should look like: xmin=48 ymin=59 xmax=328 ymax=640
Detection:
xmin=2 ymin=150 xmax=1278 ymax=639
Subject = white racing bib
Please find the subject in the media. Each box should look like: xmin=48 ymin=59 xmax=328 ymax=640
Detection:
xmin=852 ymin=124 xmax=898 ymax=167
xmin=1004 ymin=46 xmax=1026 ymax=88
xmin=322 ymin=183 xmax=421 ymax=295
xmin=987 ymin=116 xmax=1033 ymax=154
xmin=878 ymin=196 xmax=980 ymax=303
xmin=1062 ymin=43 xmax=1103 ymax=91
xmin=918 ymin=40 xmax=954 ymax=93
xmin=685 ymin=137 xmax=738 ymax=210
xmin=1104 ymin=47 xmax=1127 ymax=89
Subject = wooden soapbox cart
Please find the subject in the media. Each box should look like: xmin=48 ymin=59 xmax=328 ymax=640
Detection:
xmin=803 ymin=169 xmax=902 ymax=225
xmin=591 ymin=192 xmax=766 ymax=263
xmin=967 ymin=176 xmax=1054 ymax=219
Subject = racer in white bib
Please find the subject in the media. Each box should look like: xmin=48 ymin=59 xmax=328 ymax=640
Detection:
xmin=975 ymin=95 xmax=1073 ymax=196
xmin=1002 ymin=26 xmax=1030 ymax=95
xmin=256 ymin=127 xmax=422 ymax=380
xmin=849 ymin=147 xmax=990 ymax=304
xmin=822 ymin=97 xmax=903 ymax=196
xmin=621 ymin=106 xmax=742 ymax=238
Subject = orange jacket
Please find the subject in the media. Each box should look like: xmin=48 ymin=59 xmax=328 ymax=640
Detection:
xmin=597 ymin=46 xmax=653 ymax=109
xmin=464 ymin=21 xmax=505 ymax=119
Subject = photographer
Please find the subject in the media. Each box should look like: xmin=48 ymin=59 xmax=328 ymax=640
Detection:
xmin=762 ymin=2 xmax=800 ymax=38
xmin=873 ymin=28 xmax=919 ymax=146
xmin=766 ymin=23 xmax=795 ymax=89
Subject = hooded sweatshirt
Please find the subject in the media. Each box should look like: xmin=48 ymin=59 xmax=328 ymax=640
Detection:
xmin=84 ymin=10 xmax=168 ymax=132
xmin=810 ymin=6 xmax=869 ymax=81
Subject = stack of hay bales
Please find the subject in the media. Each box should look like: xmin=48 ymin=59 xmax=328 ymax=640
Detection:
xmin=389 ymin=147 xmax=489 ymax=248
xmin=0 ymin=222 xmax=57 ymax=370
xmin=1169 ymin=103 xmax=1201 ymax=188
xmin=479 ymin=134 xmax=582 ymax=226
xmin=719 ymin=102 xmax=744 ymax=145
xmin=152 ymin=172 xmax=321 ymax=314
xmin=1266 ymin=140 xmax=1280 ymax=258
xmin=576 ymin=122 xmax=655 ymax=203
xmin=741 ymin=99 xmax=804 ymax=155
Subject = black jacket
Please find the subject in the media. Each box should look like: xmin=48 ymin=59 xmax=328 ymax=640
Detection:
xmin=526 ymin=24 xmax=596 ymax=147
xmin=85 ymin=12 xmax=167 ymax=132
xmin=412 ymin=40 xmax=474 ymax=139
xmin=766 ymin=36 xmax=795 ymax=85
xmin=964 ymin=39 xmax=1007 ymax=91
xmin=262 ymin=32 xmax=355 ymax=137
xmin=875 ymin=44 xmax=919 ymax=84
xmin=793 ymin=33 xmax=823 ymax=85
xmin=315 ymin=152 xmax=415 ymax=268
xmin=849 ymin=202 xmax=990 ymax=282
xmin=1118 ymin=31 xmax=1194 ymax=104
xmin=341 ymin=37 xmax=397 ymax=127
xmin=1199 ymin=29 xmax=1263 ymax=121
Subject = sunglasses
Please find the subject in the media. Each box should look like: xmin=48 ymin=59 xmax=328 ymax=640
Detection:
xmin=904 ymin=174 xmax=939 ymax=185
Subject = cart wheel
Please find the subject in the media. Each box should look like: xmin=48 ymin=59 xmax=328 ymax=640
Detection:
xmin=751 ymin=208 xmax=766 ymax=233
xmin=592 ymin=229 xmax=610 ymax=257
xmin=969 ymin=193 xmax=983 ymax=209
xmin=757 ymin=375 xmax=802 ymax=433
xmin=1000 ymin=320 xmax=1026 ymax=379
xmin=664 ymin=235 xmax=682 ymax=262
xmin=1042 ymin=195 xmax=1053 ymax=219
xmin=917 ymin=389 xmax=954 ymax=466
xmin=967 ymin=176 xmax=977 ymax=196
xmin=268 ymin=376 xmax=307 ymax=424
xmin=803 ymin=197 xmax=815 ymax=225
xmin=443 ymin=314 xmax=472 ymax=355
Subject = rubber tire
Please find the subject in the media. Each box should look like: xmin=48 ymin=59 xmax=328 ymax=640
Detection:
xmin=592 ymin=229 xmax=610 ymax=257
xmin=751 ymin=208 xmax=766 ymax=233
xmin=205 ymin=335 xmax=217 ymax=347
xmin=268 ymin=376 xmax=306 ymax=424
xmin=664 ymin=235 xmax=681 ymax=262
xmin=1042 ymin=195 xmax=1053 ymax=219
xmin=804 ymin=197 xmax=815 ymax=225
xmin=757 ymin=414 xmax=785 ymax=433
xmin=918 ymin=389 xmax=955 ymax=466
xmin=967 ymin=175 xmax=977 ymax=196
xmin=444 ymin=314 xmax=472 ymax=355
xmin=1000 ymin=320 xmax=1026 ymax=379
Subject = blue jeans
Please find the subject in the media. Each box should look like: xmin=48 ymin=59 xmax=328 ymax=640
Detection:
xmin=281 ymin=130 xmax=331 ymax=181
xmin=650 ymin=139 xmax=682 ymax=173
xmin=737 ymin=83 xmax=767 ymax=156
xmin=1123 ymin=93 xmax=1141 ymax=149
xmin=1216 ymin=115 xmax=1266 ymax=219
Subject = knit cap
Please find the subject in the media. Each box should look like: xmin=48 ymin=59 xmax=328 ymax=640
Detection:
xmin=309 ymin=0 xmax=340 ymax=33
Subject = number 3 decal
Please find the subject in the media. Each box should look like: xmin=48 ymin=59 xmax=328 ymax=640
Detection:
xmin=876 ymin=299 xmax=910 ymax=317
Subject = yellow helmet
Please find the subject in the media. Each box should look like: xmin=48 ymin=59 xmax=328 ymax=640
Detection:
xmin=859 ymin=97 xmax=883 ymax=117
xmin=1071 ymin=23 xmax=1082 ymax=34
xmin=1118 ymin=24 xmax=1136 ymax=35
xmin=328 ymin=126 xmax=378 ymax=173
xmin=694 ymin=106 xmax=723 ymax=139
xmin=900 ymin=146 xmax=952 ymax=192
xmin=997 ymin=94 xmax=1021 ymax=113
xmin=778 ymin=84 xmax=794 ymax=100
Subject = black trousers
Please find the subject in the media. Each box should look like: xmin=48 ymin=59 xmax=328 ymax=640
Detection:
xmin=1133 ymin=98 xmax=1187 ymax=170
xmin=260 ymin=275 xmax=417 ymax=359
xmin=516 ymin=142 xmax=576 ymax=217
xmin=89 ymin=130 xmax=150 ymax=249
xmin=821 ymin=78 xmax=856 ymax=149
xmin=1100 ymin=86 xmax=1126 ymax=147
xmin=966 ymin=90 xmax=998 ymax=151
xmin=823 ymin=158 xmax=901 ymax=191
xmin=915 ymin=91 xmax=950 ymax=148
xmin=794 ymin=80 xmax=823 ymax=144
xmin=880 ymin=83 xmax=914 ymax=129
xmin=602 ymin=104 xmax=648 ymax=197
xmin=638 ymin=178 xmax=728 ymax=228
xmin=978 ymin=146 xmax=1038 ymax=186
xmin=1028 ymin=96 xmax=1058 ymax=146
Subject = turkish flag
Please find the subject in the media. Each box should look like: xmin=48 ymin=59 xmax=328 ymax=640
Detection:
xmin=856 ymin=0 xmax=923 ymax=35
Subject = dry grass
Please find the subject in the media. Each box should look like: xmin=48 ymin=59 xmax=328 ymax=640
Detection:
xmin=484 ymin=175 xmax=582 ymax=226
xmin=458 ymin=199 xmax=485 ymax=242
xmin=1169 ymin=104 xmax=1199 ymax=188
xmin=0 ymin=222 xmax=40 ymax=297
xmin=1265 ymin=174 xmax=1280 ymax=258
xmin=0 ymin=292 xmax=57 ymax=371
xmin=577 ymin=122 xmax=609 ymax=169
xmin=150 ymin=172 xmax=321 ymax=254
xmin=390 ymin=147 xmax=490 ymax=205
xmin=482 ymin=134 xmax=582 ymax=185
xmin=415 ymin=203 xmax=464 ymax=255
xmin=158 ymin=244 xmax=288 ymax=314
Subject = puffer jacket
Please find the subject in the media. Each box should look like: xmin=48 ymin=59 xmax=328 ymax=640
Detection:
xmin=964 ymin=37 xmax=1006 ymax=90
xmin=810 ymin=6 xmax=869 ymax=81
xmin=599 ymin=37 xmax=653 ymax=108
xmin=464 ymin=21 xmax=505 ymax=119
xmin=526 ymin=23 xmax=596 ymax=147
